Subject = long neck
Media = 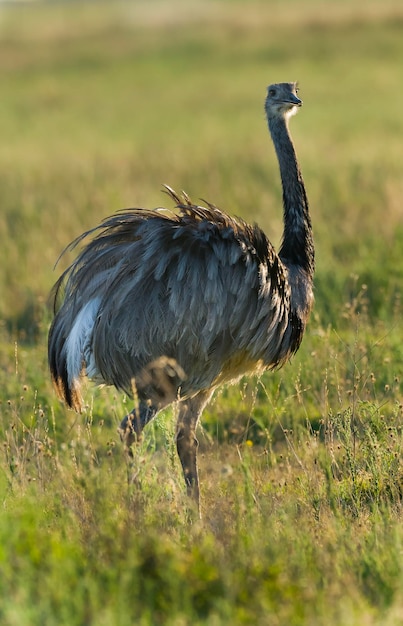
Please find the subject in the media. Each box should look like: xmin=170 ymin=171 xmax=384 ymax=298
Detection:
xmin=268 ymin=115 xmax=314 ymax=278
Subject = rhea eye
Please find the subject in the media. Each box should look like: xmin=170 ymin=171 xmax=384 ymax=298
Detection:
xmin=268 ymin=88 xmax=276 ymax=97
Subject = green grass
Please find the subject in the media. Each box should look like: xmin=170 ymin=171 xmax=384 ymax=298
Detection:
xmin=1 ymin=0 xmax=403 ymax=623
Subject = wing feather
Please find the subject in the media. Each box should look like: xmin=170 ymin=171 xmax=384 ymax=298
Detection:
xmin=48 ymin=191 xmax=301 ymax=407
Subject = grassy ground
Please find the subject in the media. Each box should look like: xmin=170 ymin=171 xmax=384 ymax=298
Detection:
xmin=1 ymin=0 xmax=403 ymax=623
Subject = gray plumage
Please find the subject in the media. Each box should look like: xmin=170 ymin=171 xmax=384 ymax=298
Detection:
xmin=48 ymin=82 xmax=314 ymax=512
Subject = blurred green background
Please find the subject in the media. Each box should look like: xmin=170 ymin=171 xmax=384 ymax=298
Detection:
xmin=1 ymin=0 xmax=403 ymax=335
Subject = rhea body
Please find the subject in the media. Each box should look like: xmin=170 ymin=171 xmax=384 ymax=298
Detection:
xmin=48 ymin=82 xmax=314 ymax=511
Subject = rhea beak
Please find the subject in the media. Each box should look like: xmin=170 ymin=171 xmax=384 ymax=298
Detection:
xmin=282 ymin=95 xmax=302 ymax=108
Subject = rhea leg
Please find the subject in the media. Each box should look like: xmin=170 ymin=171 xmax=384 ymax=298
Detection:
xmin=119 ymin=401 xmax=157 ymax=455
xmin=119 ymin=357 xmax=186 ymax=454
xmin=176 ymin=390 xmax=213 ymax=512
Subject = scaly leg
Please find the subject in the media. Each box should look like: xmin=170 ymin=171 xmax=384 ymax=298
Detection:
xmin=176 ymin=390 xmax=213 ymax=513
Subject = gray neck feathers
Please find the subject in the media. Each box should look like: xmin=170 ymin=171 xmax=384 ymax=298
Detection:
xmin=268 ymin=116 xmax=314 ymax=278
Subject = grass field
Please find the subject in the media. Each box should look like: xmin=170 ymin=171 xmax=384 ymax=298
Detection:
xmin=1 ymin=0 xmax=403 ymax=623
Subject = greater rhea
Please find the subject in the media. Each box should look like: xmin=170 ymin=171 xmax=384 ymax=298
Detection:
xmin=48 ymin=82 xmax=314 ymax=512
